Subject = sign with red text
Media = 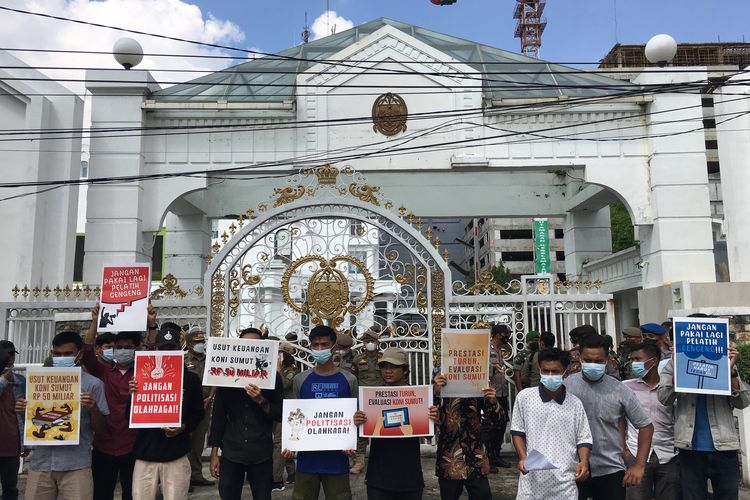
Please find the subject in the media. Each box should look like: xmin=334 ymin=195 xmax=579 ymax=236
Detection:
xmin=358 ymin=385 xmax=433 ymax=438
xmin=129 ymin=351 xmax=184 ymax=428
xmin=24 ymin=367 xmax=81 ymax=446
xmin=281 ymin=398 xmax=357 ymax=452
xmin=98 ymin=264 xmax=151 ymax=332
xmin=203 ymin=337 xmax=279 ymax=390
xmin=440 ymin=328 xmax=490 ymax=398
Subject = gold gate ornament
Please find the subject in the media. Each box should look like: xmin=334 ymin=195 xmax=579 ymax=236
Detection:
xmin=281 ymin=255 xmax=375 ymax=329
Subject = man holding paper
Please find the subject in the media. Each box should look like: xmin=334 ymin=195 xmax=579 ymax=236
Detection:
xmin=511 ymin=348 xmax=592 ymax=499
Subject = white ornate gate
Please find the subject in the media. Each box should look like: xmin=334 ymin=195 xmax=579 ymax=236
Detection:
xmin=204 ymin=165 xmax=614 ymax=384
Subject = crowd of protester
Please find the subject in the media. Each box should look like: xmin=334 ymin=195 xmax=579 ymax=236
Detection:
xmin=0 ymin=310 xmax=748 ymax=500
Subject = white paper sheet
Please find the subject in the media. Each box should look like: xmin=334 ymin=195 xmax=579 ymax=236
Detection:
xmin=525 ymin=449 xmax=562 ymax=471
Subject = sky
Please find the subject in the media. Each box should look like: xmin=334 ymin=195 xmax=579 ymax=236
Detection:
xmin=0 ymin=0 xmax=747 ymax=94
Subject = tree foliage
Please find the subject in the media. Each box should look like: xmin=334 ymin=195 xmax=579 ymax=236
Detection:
xmin=610 ymin=201 xmax=636 ymax=253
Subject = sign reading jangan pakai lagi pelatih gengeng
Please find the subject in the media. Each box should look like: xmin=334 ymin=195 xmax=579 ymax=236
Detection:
xmin=98 ymin=264 xmax=151 ymax=333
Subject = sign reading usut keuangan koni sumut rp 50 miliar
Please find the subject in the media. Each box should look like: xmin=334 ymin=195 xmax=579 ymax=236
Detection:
xmin=202 ymin=337 xmax=279 ymax=390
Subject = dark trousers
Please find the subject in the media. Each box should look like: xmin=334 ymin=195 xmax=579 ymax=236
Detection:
xmin=438 ymin=477 xmax=492 ymax=500
xmin=92 ymin=449 xmax=135 ymax=500
xmin=367 ymin=485 xmax=422 ymax=500
xmin=0 ymin=456 xmax=19 ymax=500
xmin=218 ymin=457 xmax=273 ymax=500
xmin=680 ymin=449 xmax=740 ymax=500
xmin=626 ymin=454 xmax=680 ymax=500
xmin=481 ymin=397 xmax=508 ymax=465
xmin=578 ymin=470 xmax=625 ymax=500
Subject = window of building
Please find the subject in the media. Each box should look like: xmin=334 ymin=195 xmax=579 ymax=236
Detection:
xmin=80 ymin=160 xmax=89 ymax=179
xmin=502 ymin=251 xmax=534 ymax=262
xmin=554 ymin=229 xmax=564 ymax=239
xmin=555 ymin=251 xmax=565 ymax=261
xmin=350 ymin=221 xmax=364 ymax=236
xmin=349 ymin=251 xmax=367 ymax=274
xmin=500 ymin=229 xmax=533 ymax=240
xmin=703 ymin=118 xmax=716 ymax=129
xmin=705 ymin=139 xmax=718 ymax=150
xmin=707 ymin=161 xmax=720 ymax=174
xmin=701 ymin=97 xmax=714 ymax=108
xmin=151 ymin=232 xmax=164 ymax=281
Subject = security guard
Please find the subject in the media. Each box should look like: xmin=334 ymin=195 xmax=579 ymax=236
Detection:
xmin=350 ymin=328 xmax=385 ymax=474
xmin=618 ymin=327 xmax=643 ymax=379
xmin=332 ymin=331 xmax=355 ymax=374
xmin=185 ymin=330 xmax=216 ymax=488
xmin=272 ymin=342 xmax=301 ymax=489
xmin=512 ymin=331 xmax=540 ymax=389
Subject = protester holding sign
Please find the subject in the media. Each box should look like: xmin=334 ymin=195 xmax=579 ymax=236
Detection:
xmin=128 ymin=326 xmax=204 ymax=500
xmin=99 ymin=264 xmax=151 ymax=333
xmin=16 ymin=331 xmax=109 ymax=500
xmin=284 ymin=325 xmax=358 ymax=500
xmin=208 ymin=327 xmax=283 ymax=500
xmin=658 ymin=314 xmax=750 ymax=500
xmin=440 ymin=329 xmax=490 ymax=398
xmin=433 ymin=361 xmax=500 ymax=499
xmin=353 ymin=347 xmax=439 ymax=500
xmin=0 ymin=340 xmax=25 ymax=500
xmin=84 ymin=304 xmax=150 ymax=500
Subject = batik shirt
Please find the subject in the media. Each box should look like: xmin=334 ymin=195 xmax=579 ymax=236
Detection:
xmin=435 ymin=396 xmax=500 ymax=480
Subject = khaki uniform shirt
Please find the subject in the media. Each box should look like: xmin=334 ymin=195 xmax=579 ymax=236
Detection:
xmin=353 ymin=353 xmax=385 ymax=386
xmin=185 ymin=351 xmax=210 ymax=398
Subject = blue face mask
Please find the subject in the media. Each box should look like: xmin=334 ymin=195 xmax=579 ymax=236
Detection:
xmin=540 ymin=373 xmax=564 ymax=392
xmin=581 ymin=362 xmax=606 ymax=381
xmin=631 ymin=358 xmax=654 ymax=379
xmin=310 ymin=348 xmax=333 ymax=365
xmin=52 ymin=356 xmax=77 ymax=368
xmin=102 ymin=348 xmax=114 ymax=362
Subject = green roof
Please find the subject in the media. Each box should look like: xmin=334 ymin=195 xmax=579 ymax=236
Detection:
xmin=154 ymin=18 xmax=628 ymax=102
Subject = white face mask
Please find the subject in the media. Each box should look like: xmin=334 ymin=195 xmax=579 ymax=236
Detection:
xmin=192 ymin=342 xmax=206 ymax=354
xmin=366 ymin=342 xmax=377 ymax=352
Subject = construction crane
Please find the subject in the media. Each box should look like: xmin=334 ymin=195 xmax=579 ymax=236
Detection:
xmin=514 ymin=0 xmax=547 ymax=58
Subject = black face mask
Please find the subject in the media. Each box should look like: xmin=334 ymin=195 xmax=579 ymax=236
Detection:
xmin=500 ymin=335 xmax=511 ymax=343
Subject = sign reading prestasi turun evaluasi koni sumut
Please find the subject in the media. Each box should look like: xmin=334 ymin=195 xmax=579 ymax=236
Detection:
xmin=673 ymin=316 xmax=731 ymax=396
xmin=440 ymin=328 xmax=490 ymax=398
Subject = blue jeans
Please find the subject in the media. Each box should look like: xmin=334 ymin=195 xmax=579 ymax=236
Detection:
xmin=679 ymin=449 xmax=739 ymax=500
xmin=218 ymin=457 xmax=273 ymax=500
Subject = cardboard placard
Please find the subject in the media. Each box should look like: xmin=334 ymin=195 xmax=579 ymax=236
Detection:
xmin=281 ymin=398 xmax=357 ymax=452
xmin=673 ymin=317 xmax=731 ymax=395
xmin=24 ymin=367 xmax=81 ymax=446
xmin=129 ymin=351 xmax=184 ymax=428
xmin=440 ymin=328 xmax=490 ymax=398
xmin=358 ymin=385 xmax=434 ymax=438
xmin=203 ymin=337 xmax=278 ymax=390
xmin=99 ymin=264 xmax=151 ymax=332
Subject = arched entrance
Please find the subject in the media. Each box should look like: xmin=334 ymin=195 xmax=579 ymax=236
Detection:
xmin=205 ymin=166 xmax=449 ymax=384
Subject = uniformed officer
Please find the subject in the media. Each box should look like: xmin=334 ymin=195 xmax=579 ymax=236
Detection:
xmin=185 ymin=330 xmax=216 ymax=488
xmin=617 ymin=326 xmax=643 ymax=379
xmin=332 ymin=331 xmax=355 ymax=374
xmin=512 ymin=331 xmax=540 ymax=390
xmin=272 ymin=342 xmax=301 ymax=490
xmin=485 ymin=324 xmax=512 ymax=470
xmin=350 ymin=328 xmax=385 ymax=474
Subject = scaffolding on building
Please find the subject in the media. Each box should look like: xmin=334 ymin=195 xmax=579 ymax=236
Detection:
xmin=514 ymin=0 xmax=547 ymax=59
xmin=599 ymin=42 xmax=750 ymax=69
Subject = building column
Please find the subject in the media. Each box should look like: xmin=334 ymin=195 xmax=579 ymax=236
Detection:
xmin=564 ymin=208 xmax=612 ymax=278
xmin=82 ymin=70 xmax=160 ymax=285
xmin=163 ymin=213 xmax=211 ymax=290
xmin=634 ymin=69 xmax=715 ymax=289
xmin=715 ymin=73 xmax=750 ymax=281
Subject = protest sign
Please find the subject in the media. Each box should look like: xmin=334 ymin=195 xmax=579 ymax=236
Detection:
xmin=673 ymin=317 xmax=731 ymax=396
xmin=129 ymin=351 xmax=184 ymax=428
xmin=24 ymin=367 xmax=81 ymax=446
xmin=440 ymin=328 xmax=490 ymax=398
xmin=99 ymin=264 xmax=151 ymax=332
xmin=281 ymin=398 xmax=357 ymax=452
xmin=203 ymin=337 xmax=278 ymax=390
xmin=358 ymin=385 xmax=434 ymax=438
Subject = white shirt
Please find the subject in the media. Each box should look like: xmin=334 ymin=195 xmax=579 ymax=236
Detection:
xmin=623 ymin=377 xmax=676 ymax=464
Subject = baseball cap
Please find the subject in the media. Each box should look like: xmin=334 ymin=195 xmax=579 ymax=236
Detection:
xmin=156 ymin=324 xmax=183 ymax=348
xmin=378 ymin=347 xmax=408 ymax=367
xmin=0 ymin=340 xmax=19 ymax=354
xmin=622 ymin=327 xmax=643 ymax=338
xmin=362 ymin=328 xmax=380 ymax=342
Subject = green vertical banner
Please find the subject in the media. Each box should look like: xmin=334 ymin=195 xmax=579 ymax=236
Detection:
xmin=533 ymin=218 xmax=550 ymax=274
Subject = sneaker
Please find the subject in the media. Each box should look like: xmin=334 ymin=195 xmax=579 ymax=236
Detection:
xmin=286 ymin=474 xmax=295 ymax=484
xmin=272 ymin=482 xmax=286 ymax=492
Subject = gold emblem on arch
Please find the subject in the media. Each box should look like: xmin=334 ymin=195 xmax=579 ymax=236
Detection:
xmin=372 ymin=93 xmax=408 ymax=136
xmin=281 ymin=255 xmax=375 ymax=329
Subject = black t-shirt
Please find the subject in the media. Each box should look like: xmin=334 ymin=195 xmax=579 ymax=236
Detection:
xmin=366 ymin=437 xmax=424 ymax=492
xmin=132 ymin=370 xmax=204 ymax=463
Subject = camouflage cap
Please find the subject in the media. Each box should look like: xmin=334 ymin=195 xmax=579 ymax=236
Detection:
xmin=336 ymin=333 xmax=354 ymax=348
xmin=622 ymin=327 xmax=642 ymax=338
xmin=186 ymin=330 xmax=206 ymax=343
xmin=362 ymin=328 xmax=380 ymax=342
xmin=378 ymin=347 xmax=408 ymax=367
